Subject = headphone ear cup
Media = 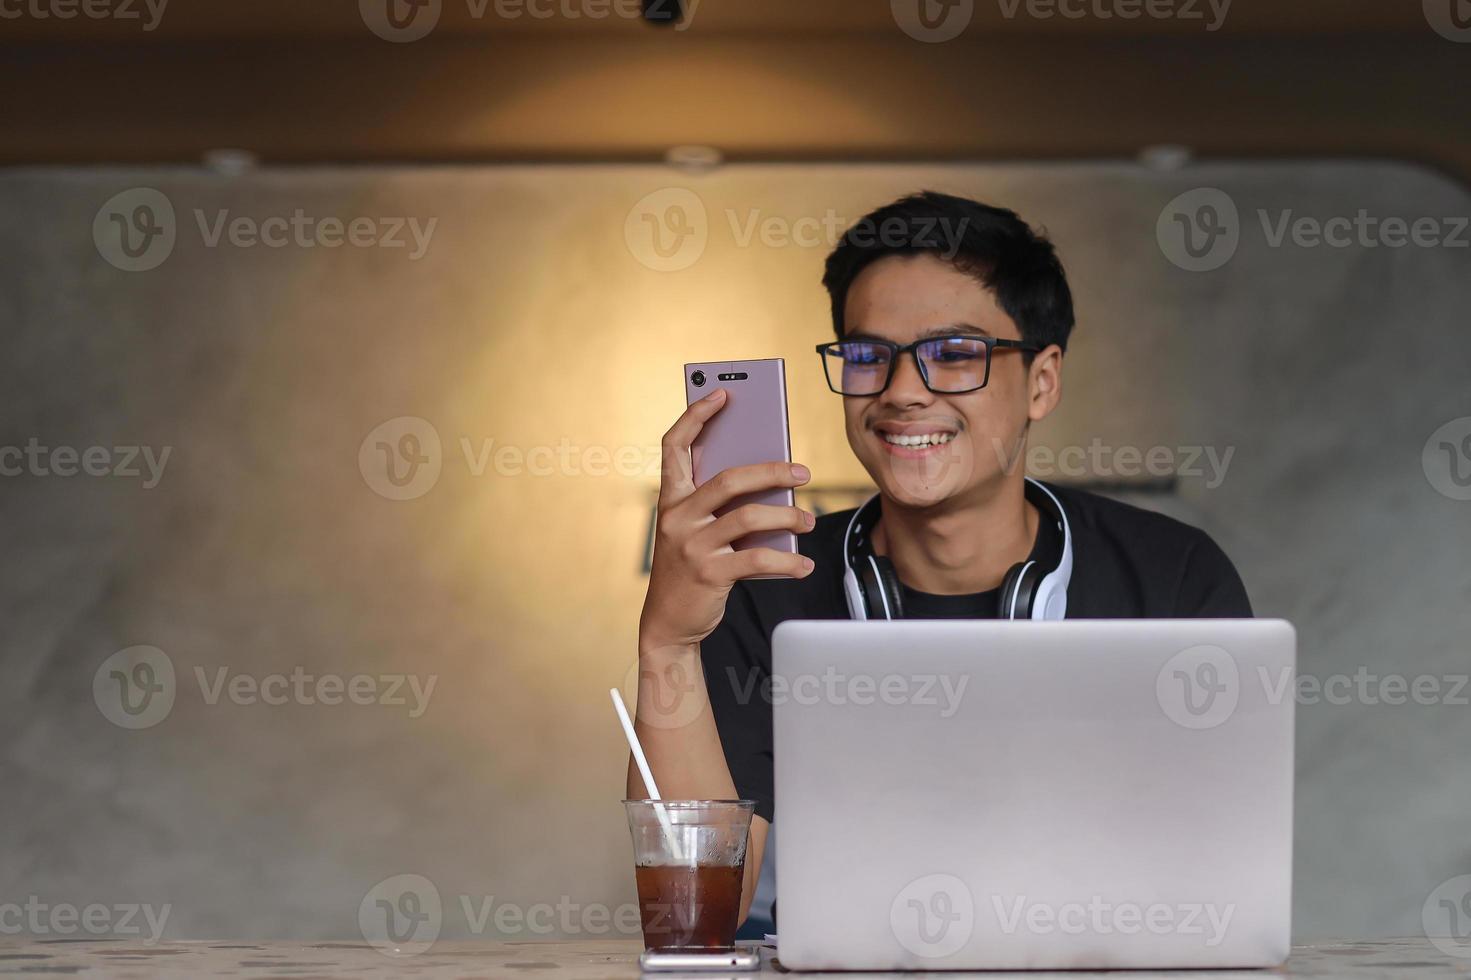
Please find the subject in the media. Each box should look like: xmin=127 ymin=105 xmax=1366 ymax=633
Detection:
xmin=998 ymin=561 xmax=1044 ymax=620
xmin=859 ymin=555 xmax=905 ymax=620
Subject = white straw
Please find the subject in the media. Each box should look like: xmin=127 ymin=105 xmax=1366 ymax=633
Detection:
xmin=610 ymin=687 xmax=684 ymax=862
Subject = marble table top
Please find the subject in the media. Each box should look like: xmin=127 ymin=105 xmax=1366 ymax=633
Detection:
xmin=0 ymin=937 xmax=1467 ymax=978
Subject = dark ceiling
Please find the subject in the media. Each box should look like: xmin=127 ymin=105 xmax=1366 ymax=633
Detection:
xmin=1 ymin=0 xmax=1466 ymax=176
xmin=0 ymin=0 xmax=1438 ymax=41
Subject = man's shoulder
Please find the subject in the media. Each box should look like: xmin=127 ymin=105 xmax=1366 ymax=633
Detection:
xmin=1044 ymin=481 xmax=1217 ymax=552
xmin=1041 ymin=481 xmax=1251 ymax=616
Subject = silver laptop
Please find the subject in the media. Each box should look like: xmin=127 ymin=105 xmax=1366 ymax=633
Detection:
xmin=772 ymin=619 xmax=1295 ymax=972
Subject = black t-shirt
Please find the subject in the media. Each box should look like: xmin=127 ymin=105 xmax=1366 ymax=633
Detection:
xmin=898 ymin=507 xmax=1062 ymax=619
xmin=700 ymin=482 xmax=1253 ymax=825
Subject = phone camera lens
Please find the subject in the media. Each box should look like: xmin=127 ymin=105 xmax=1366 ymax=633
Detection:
xmin=691 ymin=371 xmax=706 ymax=387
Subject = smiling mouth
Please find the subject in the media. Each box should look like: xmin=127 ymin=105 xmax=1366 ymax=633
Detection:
xmin=879 ymin=431 xmax=956 ymax=448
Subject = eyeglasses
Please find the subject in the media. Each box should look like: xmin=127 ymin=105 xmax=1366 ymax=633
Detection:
xmin=815 ymin=334 xmax=1040 ymax=396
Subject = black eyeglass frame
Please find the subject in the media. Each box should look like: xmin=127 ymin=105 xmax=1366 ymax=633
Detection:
xmin=814 ymin=334 xmax=1041 ymax=396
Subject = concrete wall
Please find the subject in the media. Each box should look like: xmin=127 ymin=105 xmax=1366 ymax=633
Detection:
xmin=1 ymin=161 xmax=1468 ymax=943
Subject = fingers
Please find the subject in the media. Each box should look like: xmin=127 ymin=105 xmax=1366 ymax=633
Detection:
xmin=657 ymin=389 xmax=727 ymax=507
xmin=694 ymin=503 xmax=815 ymax=551
xmin=685 ymin=460 xmax=811 ymax=517
xmin=708 ymin=547 xmax=815 ymax=582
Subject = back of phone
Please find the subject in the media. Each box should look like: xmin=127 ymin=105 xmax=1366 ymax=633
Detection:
xmin=684 ymin=358 xmax=797 ymax=560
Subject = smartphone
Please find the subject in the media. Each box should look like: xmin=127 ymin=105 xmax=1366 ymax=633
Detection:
xmin=683 ymin=358 xmax=798 ymax=566
xmin=638 ymin=947 xmax=761 ymax=972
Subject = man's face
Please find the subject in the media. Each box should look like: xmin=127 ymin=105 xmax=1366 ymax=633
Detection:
xmin=839 ymin=252 xmax=1057 ymax=508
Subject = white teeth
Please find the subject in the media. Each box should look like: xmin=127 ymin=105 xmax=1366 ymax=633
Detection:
xmin=881 ymin=432 xmax=956 ymax=447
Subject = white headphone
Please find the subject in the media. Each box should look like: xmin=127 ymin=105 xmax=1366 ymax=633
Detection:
xmin=841 ymin=477 xmax=1072 ymax=621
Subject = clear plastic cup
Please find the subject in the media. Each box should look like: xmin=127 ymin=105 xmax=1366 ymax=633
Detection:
xmin=623 ymin=800 xmax=755 ymax=951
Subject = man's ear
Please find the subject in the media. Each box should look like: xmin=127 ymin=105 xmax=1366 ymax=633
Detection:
xmin=1027 ymin=344 xmax=1064 ymax=423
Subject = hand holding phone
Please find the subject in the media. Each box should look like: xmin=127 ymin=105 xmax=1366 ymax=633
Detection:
xmin=638 ymin=359 xmax=816 ymax=653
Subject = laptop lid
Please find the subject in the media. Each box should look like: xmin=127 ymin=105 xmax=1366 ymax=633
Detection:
xmin=772 ymin=618 xmax=1295 ymax=971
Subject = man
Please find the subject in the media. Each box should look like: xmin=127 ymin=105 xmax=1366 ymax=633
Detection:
xmin=629 ymin=191 xmax=1251 ymax=926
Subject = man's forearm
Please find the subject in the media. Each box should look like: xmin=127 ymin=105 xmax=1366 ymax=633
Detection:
xmin=625 ymin=641 xmax=737 ymax=801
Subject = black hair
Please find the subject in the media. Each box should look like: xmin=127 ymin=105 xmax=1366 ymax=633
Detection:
xmin=821 ymin=190 xmax=1075 ymax=354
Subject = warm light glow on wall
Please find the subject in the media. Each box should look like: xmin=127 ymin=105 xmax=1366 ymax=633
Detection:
xmin=9 ymin=161 xmax=1466 ymax=939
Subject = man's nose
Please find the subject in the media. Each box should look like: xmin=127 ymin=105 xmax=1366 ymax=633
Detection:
xmin=881 ymin=350 xmax=933 ymax=407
